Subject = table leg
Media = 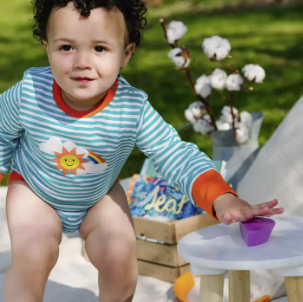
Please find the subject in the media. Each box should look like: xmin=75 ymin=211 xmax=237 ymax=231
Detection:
xmin=285 ymin=277 xmax=303 ymax=302
xmin=228 ymin=270 xmax=250 ymax=302
xmin=276 ymin=264 xmax=303 ymax=302
xmin=199 ymin=274 xmax=225 ymax=302
xmin=190 ymin=266 xmax=226 ymax=302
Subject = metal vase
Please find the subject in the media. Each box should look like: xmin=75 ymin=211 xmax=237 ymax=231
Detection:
xmin=210 ymin=112 xmax=264 ymax=191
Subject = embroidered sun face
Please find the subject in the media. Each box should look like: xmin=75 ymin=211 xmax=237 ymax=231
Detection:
xmin=51 ymin=147 xmax=87 ymax=175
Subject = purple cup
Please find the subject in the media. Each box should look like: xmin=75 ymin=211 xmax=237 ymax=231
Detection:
xmin=240 ymin=217 xmax=276 ymax=247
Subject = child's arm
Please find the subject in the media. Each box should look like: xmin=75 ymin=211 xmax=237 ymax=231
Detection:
xmin=0 ymin=81 xmax=24 ymax=183
xmin=136 ymin=97 xmax=284 ymax=223
xmin=136 ymin=97 xmax=236 ymax=219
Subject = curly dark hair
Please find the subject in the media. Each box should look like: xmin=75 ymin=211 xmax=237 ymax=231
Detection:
xmin=32 ymin=0 xmax=148 ymax=47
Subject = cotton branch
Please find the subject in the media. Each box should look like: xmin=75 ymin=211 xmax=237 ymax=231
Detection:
xmin=160 ymin=18 xmax=217 ymax=130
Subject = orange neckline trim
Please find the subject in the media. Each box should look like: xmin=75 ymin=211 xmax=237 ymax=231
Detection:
xmin=52 ymin=80 xmax=119 ymax=118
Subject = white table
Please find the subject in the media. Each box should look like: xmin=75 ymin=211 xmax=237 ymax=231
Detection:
xmin=178 ymin=216 xmax=303 ymax=302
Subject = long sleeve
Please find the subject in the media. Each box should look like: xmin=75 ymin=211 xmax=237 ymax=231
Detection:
xmin=0 ymin=81 xmax=24 ymax=182
xmin=136 ymin=97 xmax=237 ymax=218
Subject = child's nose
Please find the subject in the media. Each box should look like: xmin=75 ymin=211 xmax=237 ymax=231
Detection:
xmin=74 ymin=51 xmax=92 ymax=70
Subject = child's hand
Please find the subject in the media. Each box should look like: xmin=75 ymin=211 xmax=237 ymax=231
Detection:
xmin=213 ymin=193 xmax=284 ymax=225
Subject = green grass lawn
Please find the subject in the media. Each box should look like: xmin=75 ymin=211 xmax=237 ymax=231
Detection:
xmin=0 ymin=0 xmax=302 ymax=183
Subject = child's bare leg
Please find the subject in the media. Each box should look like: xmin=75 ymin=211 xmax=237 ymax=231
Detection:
xmin=79 ymin=182 xmax=138 ymax=302
xmin=4 ymin=181 xmax=63 ymax=302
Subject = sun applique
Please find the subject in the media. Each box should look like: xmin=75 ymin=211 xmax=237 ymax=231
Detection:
xmin=40 ymin=137 xmax=108 ymax=176
xmin=51 ymin=147 xmax=87 ymax=175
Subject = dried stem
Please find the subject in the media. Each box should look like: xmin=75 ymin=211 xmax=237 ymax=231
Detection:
xmin=241 ymin=86 xmax=254 ymax=91
xmin=229 ymin=91 xmax=236 ymax=129
xmin=159 ymin=18 xmax=167 ymax=40
xmin=159 ymin=18 xmax=174 ymax=49
xmin=160 ymin=18 xmax=218 ymax=131
xmin=184 ymin=68 xmax=197 ymax=96
xmin=216 ymin=89 xmax=228 ymax=102
xmin=210 ymin=59 xmax=237 ymax=73
xmin=202 ymin=97 xmax=218 ymax=131
xmin=183 ymin=69 xmax=217 ymax=130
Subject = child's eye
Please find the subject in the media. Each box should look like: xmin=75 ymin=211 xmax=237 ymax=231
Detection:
xmin=61 ymin=45 xmax=73 ymax=52
xmin=95 ymin=46 xmax=106 ymax=52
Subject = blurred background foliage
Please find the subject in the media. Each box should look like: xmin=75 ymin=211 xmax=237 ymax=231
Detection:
xmin=0 ymin=0 xmax=302 ymax=183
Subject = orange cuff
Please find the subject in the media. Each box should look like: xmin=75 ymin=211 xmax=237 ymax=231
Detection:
xmin=0 ymin=173 xmax=5 ymax=183
xmin=192 ymin=169 xmax=238 ymax=219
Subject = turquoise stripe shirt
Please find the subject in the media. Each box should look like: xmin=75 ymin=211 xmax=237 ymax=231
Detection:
xmin=0 ymin=67 xmax=216 ymax=211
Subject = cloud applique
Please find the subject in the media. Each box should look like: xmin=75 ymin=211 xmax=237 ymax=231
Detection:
xmin=39 ymin=137 xmax=107 ymax=176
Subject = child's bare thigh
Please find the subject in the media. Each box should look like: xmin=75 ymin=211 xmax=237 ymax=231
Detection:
xmin=79 ymin=182 xmax=135 ymax=241
xmin=6 ymin=181 xmax=62 ymax=256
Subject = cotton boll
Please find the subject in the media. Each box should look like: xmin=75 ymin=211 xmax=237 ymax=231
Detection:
xmin=214 ymin=46 xmax=230 ymax=61
xmin=185 ymin=109 xmax=196 ymax=123
xmin=166 ymin=21 xmax=188 ymax=44
xmin=239 ymin=111 xmax=253 ymax=127
xmin=195 ymin=75 xmax=212 ymax=98
xmin=185 ymin=101 xmax=205 ymax=123
xmin=236 ymin=126 xmax=249 ymax=144
xmin=202 ymin=36 xmax=231 ymax=61
xmin=220 ymin=106 xmax=239 ymax=126
xmin=168 ymin=48 xmax=190 ymax=68
xmin=216 ymin=120 xmax=231 ymax=131
xmin=235 ymin=112 xmax=252 ymax=143
xmin=209 ymin=68 xmax=227 ymax=90
xmin=220 ymin=113 xmax=234 ymax=124
xmin=193 ymin=116 xmax=214 ymax=135
xmin=191 ymin=107 xmax=203 ymax=118
xmin=221 ymin=105 xmax=238 ymax=116
xmin=189 ymin=101 xmax=205 ymax=117
xmin=242 ymin=64 xmax=266 ymax=83
xmin=226 ymin=74 xmax=244 ymax=91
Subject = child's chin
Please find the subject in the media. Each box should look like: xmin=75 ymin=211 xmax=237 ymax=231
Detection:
xmin=71 ymin=90 xmax=101 ymax=101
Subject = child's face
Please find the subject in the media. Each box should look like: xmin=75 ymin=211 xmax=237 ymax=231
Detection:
xmin=43 ymin=3 xmax=135 ymax=109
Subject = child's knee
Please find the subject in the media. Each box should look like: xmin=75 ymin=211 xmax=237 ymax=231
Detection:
xmin=11 ymin=225 xmax=60 ymax=270
xmin=106 ymin=236 xmax=137 ymax=269
xmin=88 ymin=230 xmax=137 ymax=272
xmin=98 ymin=236 xmax=138 ymax=292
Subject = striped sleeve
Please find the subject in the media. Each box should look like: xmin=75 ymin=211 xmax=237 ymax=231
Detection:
xmin=0 ymin=81 xmax=24 ymax=182
xmin=136 ymin=97 xmax=236 ymax=215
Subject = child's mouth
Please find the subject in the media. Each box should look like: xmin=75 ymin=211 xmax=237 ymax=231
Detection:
xmin=73 ymin=77 xmax=94 ymax=84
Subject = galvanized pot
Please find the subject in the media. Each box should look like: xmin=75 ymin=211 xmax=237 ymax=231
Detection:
xmin=210 ymin=112 xmax=264 ymax=191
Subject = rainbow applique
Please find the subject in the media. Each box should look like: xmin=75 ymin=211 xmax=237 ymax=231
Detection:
xmin=87 ymin=151 xmax=106 ymax=164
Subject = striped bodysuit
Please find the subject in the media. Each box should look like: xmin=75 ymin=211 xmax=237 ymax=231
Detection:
xmin=0 ymin=67 xmax=234 ymax=232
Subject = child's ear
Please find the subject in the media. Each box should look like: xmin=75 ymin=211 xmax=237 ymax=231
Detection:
xmin=42 ymin=40 xmax=49 ymax=52
xmin=121 ymin=43 xmax=136 ymax=68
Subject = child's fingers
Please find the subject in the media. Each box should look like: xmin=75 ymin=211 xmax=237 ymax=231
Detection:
xmin=242 ymin=203 xmax=284 ymax=221
xmin=221 ymin=212 xmax=237 ymax=225
xmin=263 ymin=199 xmax=278 ymax=208
xmin=267 ymin=207 xmax=284 ymax=215
xmin=257 ymin=199 xmax=278 ymax=210
xmin=221 ymin=200 xmax=284 ymax=224
xmin=240 ymin=206 xmax=270 ymax=221
xmin=270 ymin=199 xmax=279 ymax=206
xmin=241 ymin=205 xmax=264 ymax=220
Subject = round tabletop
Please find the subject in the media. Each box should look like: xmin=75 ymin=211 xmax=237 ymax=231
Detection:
xmin=178 ymin=216 xmax=303 ymax=270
